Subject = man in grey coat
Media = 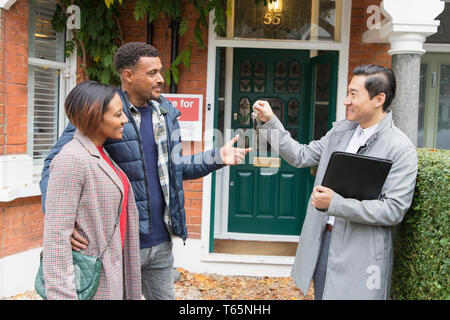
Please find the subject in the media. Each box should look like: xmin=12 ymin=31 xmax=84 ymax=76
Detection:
xmin=253 ymin=64 xmax=417 ymax=300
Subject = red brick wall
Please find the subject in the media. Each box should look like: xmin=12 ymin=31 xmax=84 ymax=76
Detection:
xmin=348 ymin=0 xmax=391 ymax=81
xmin=0 ymin=196 xmax=43 ymax=259
xmin=0 ymin=0 xmax=28 ymax=155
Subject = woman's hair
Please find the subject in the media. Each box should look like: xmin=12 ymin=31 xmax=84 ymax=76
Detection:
xmin=65 ymin=81 xmax=117 ymax=137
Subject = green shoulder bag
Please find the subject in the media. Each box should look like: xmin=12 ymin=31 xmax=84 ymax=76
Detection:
xmin=35 ymin=213 xmax=120 ymax=300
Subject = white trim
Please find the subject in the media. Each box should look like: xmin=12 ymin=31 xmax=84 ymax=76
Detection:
xmin=200 ymin=13 xmax=219 ymax=252
xmin=0 ymin=154 xmax=40 ymax=202
xmin=424 ymin=43 xmax=450 ymax=53
xmin=336 ymin=0 xmax=352 ymax=122
xmin=216 ymin=48 xmax=233 ymax=236
xmin=201 ymin=253 xmax=295 ymax=266
xmin=0 ymin=0 xmax=16 ymax=10
xmin=202 ymin=0 xmax=352 ymax=258
xmin=0 ymin=184 xmax=41 ymax=202
xmin=215 ymin=38 xmax=345 ymax=51
xmin=214 ymin=232 xmax=299 ymax=243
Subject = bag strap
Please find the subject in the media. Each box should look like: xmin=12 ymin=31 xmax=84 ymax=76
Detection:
xmin=98 ymin=211 xmax=121 ymax=260
xmin=98 ymin=150 xmax=124 ymax=261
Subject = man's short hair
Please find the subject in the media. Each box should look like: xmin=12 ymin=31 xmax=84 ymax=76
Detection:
xmin=113 ymin=42 xmax=159 ymax=73
xmin=353 ymin=64 xmax=396 ymax=111
xmin=65 ymin=81 xmax=117 ymax=137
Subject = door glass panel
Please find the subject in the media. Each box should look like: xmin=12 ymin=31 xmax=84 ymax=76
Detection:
xmin=266 ymin=98 xmax=284 ymax=122
xmin=437 ymin=64 xmax=450 ymax=149
xmin=288 ymin=80 xmax=300 ymax=93
xmin=239 ymin=97 xmax=251 ymax=125
xmin=254 ymin=79 xmax=265 ymax=92
xmin=240 ymin=59 xmax=251 ymax=77
xmin=287 ymin=98 xmax=299 ymax=126
xmin=275 ymin=60 xmax=287 ymax=77
xmin=274 ymin=80 xmax=286 ymax=93
xmin=254 ymin=60 xmax=266 ymax=77
xmin=240 ymin=79 xmax=251 ymax=92
xmin=289 ymin=61 xmax=300 ymax=77
xmin=417 ymin=64 xmax=427 ymax=148
xmin=313 ymin=61 xmax=331 ymax=140
xmin=233 ymin=0 xmax=338 ymax=41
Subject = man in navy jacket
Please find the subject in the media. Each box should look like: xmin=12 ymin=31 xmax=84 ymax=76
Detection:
xmin=40 ymin=42 xmax=250 ymax=300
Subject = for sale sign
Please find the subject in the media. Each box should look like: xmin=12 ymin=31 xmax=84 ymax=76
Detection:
xmin=162 ymin=94 xmax=203 ymax=141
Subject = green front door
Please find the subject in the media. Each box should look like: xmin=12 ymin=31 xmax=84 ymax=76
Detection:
xmin=228 ymin=48 xmax=311 ymax=235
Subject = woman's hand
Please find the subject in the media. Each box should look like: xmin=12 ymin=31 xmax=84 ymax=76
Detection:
xmin=70 ymin=229 xmax=89 ymax=251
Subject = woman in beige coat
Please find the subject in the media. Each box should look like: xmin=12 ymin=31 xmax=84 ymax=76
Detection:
xmin=42 ymin=81 xmax=141 ymax=299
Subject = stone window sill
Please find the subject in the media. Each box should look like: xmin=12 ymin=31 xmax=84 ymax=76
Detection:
xmin=0 ymin=184 xmax=41 ymax=203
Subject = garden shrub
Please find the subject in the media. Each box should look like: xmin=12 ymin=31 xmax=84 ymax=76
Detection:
xmin=391 ymin=148 xmax=449 ymax=300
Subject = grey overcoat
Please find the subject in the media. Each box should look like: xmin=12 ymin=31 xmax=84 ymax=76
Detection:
xmin=259 ymin=111 xmax=417 ymax=300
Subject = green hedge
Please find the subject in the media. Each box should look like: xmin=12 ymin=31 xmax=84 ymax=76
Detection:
xmin=391 ymin=148 xmax=449 ymax=300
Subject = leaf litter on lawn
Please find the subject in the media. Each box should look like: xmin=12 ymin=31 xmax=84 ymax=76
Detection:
xmin=174 ymin=268 xmax=314 ymax=300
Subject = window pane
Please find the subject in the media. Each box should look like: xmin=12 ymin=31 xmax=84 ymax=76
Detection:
xmin=233 ymin=0 xmax=337 ymax=41
xmin=31 ymin=66 xmax=60 ymax=161
xmin=31 ymin=0 xmax=65 ymax=62
xmin=417 ymin=64 xmax=427 ymax=148
xmin=437 ymin=64 xmax=450 ymax=149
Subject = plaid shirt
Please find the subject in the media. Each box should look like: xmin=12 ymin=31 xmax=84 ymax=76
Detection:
xmin=129 ymin=101 xmax=172 ymax=235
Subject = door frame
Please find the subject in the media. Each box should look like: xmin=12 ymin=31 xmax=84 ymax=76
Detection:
xmin=203 ymin=0 xmax=353 ymax=253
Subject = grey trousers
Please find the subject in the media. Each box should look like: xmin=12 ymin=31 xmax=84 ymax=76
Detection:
xmin=313 ymin=229 xmax=332 ymax=300
xmin=140 ymin=240 xmax=175 ymax=300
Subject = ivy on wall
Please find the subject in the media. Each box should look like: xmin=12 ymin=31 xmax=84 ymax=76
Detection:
xmin=51 ymin=0 xmax=124 ymax=84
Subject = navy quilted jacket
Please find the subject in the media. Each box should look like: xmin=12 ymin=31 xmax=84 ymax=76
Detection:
xmin=40 ymin=89 xmax=225 ymax=241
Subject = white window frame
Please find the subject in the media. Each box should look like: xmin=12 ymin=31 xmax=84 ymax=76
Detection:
xmin=27 ymin=0 xmax=77 ymax=185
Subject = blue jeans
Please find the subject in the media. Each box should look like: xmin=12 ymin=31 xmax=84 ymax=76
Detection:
xmin=140 ymin=240 xmax=174 ymax=300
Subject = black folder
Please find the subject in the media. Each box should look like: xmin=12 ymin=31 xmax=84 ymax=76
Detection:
xmin=321 ymin=151 xmax=393 ymax=201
